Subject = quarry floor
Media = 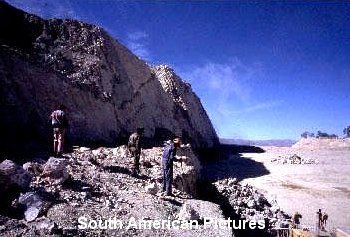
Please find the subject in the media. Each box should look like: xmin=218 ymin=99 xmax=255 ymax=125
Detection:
xmin=239 ymin=146 xmax=350 ymax=230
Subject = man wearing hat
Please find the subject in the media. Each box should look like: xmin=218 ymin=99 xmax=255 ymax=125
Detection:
xmin=161 ymin=136 xmax=182 ymax=196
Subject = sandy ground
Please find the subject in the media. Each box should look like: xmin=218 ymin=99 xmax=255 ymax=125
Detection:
xmin=239 ymin=146 xmax=350 ymax=230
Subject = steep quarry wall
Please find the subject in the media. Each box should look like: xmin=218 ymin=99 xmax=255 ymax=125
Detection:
xmin=151 ymin=65 xmax=218 ymax=148
xmin=0 ymin=49 xmax=119 ymax=149
xmin=0 ymin=1 xmax=218 ymax=153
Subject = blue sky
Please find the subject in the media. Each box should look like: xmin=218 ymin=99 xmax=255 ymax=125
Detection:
xmin=6 ymin=0 xmax=350 ymax=140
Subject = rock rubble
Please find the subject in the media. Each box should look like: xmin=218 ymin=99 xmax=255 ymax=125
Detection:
xmin=214 ymin=178 xmax=292 ymax=231
xmin=270 ymin=154 xmax=318 ymax=165
xmin=0 ymin=145 xmax=232 ymax=237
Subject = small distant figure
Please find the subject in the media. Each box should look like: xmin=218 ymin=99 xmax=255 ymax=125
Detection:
xmin=317 ymin=209 xmax=322 ymax=229
xmin=293 ymin=211 xmax=302 ymax=229
xmin=321 ymin=212 xmax=328 ymax=230
xmin=162 ymin=136 xmax=182 ymax=196
xmin=50 ymin=105 xmax=68 ymax=157
xmin=128 ymin=128 xmax=144 ymax=176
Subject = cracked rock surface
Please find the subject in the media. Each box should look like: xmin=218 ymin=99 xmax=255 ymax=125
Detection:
xmin=0 ymin=1 xmax=218 ymax=152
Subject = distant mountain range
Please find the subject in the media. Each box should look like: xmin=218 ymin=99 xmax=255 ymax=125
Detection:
xmin=220 ymin=138 xmax=297 ymax=147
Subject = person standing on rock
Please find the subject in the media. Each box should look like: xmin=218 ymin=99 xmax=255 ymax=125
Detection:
xmin=50 ymin=105 xmax=68 ymax=157
xmin=162 ymin=136 xmax=182 ymax=196
xmin=128 ymin=128 xmax=144 ymax=176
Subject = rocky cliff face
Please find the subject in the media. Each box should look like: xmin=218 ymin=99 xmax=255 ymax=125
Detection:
xmin=0 ymin=1 xmax=218 ymax=154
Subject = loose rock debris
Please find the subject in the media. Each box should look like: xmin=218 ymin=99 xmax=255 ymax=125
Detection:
xmin=0 ymin=145 xmax=291 ymax=236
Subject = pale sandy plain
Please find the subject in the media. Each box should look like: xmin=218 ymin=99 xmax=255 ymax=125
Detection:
xmin=239 ymin=139 xmax=350 ymax=230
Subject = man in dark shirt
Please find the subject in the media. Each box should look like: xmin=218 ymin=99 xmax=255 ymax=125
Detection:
xmin=128 ymin=128 xmax=144 ymax=176
xmin=162 ymin=137 xmax=182 ymax=196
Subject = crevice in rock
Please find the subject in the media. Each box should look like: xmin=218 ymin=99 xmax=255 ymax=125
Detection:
xmin=197 ymin=180 xmax=271 ymax=237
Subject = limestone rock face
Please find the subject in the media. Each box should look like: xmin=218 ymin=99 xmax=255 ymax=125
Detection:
xmin=0 ymin=1 xmax=218 ymax=152
xmin=151 ymin=65 xmax=219 ymax=148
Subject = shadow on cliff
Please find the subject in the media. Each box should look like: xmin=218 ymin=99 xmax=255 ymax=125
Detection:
xmin=198 ymin=144 xmax=271 ymax=237
xmin=199 ymin=144 xmax=270 ymax=182
xmin=197 ymin=144 xmax=265 ymax=161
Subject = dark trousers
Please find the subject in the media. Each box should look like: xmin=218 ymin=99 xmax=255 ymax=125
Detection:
xmin=129 ymin=147 xmax=140 ymax=174
xmin=133 ymin=154 xmax=140 ymax=173
xmin=162 ymin=164 xmax=173 ymax=195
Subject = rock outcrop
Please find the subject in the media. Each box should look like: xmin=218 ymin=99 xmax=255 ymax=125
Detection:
xmin=151 ymin=65 xmax=218 ymax=147
xmin=0 ymin=159 xmax=32 ymax=193
xmin=0 ymin=1 xmax=218 ymax=154
xmin=41 ymin=157 xmax=69 ymax=184
xmin=0 ymin=159 xmax=32 ymax=217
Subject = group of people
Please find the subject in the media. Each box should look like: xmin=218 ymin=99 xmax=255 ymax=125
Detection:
xmin=292 ymin=209 xmax=329 ymax=230
xmin=50 ymin=106 xmax=182 ymax=197
xmin=127 ymin=127 xmax=182 ymax=197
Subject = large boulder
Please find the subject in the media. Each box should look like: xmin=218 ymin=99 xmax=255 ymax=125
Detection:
xmin=142 ymin=146 xmax=201 ymax=197
xmin=41 ymin=157 xmax=69 ymax=184
xmin=173 ymin=146 xmax=202 ymax=196
xmin=18 ymin=191 xmax=52 ymax=222
xmin=23 ymin=162 xmax=43 ymax=176
xmin=0 ymin=159 xmax=32 ymax=213
xmin=0 ymin=159 xmax=32 ymax=193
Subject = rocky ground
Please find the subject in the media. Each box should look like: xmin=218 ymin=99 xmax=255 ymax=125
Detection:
xmin=201 ymin=154 xmax=293 ymax=237
xmin=0 ymin=145 xmax=228 ymax=237
xmin=0 ymin=145 xmax=297 ymax=237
